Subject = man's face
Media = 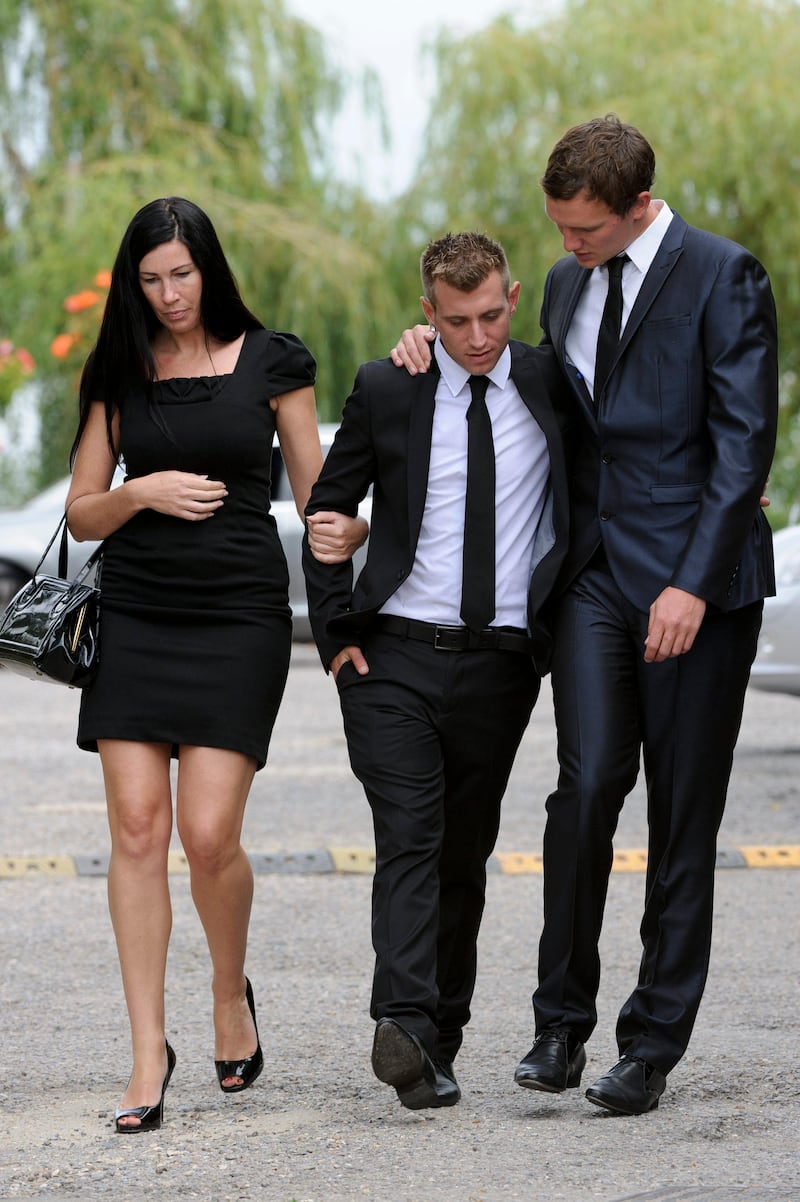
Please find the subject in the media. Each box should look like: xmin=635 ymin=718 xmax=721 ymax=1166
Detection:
xmin=421 ymin=271 xmax=520 ymax=375
xmin=544 ymin=189 xmax=651 ymax=269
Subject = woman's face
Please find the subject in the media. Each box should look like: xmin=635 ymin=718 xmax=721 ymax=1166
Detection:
xmin=138 ymin=239 xmax=203 ymax=334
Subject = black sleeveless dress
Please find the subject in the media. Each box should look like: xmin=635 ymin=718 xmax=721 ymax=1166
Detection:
xmin=77 ymin=328 xmax=315 ymax=770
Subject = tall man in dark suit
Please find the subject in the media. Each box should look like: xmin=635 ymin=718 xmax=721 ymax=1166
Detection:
xmin=390 ymin=117 xmax=778 ymax=1115
xmin=514 ymin=116 xmax=779 ymax=1115
xmin=302 ymin=232 xmax=572 ymax=1111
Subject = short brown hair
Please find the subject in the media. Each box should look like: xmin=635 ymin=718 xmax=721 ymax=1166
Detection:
xmin=541 ymin=115 xmax=656 ymax=217
xmin=420 ymin=231 xmax=510 ymax=303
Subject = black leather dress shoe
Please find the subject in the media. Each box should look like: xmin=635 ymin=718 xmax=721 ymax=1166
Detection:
xmin=585 ymin=1056 xmax=666 ymax=1115
xmin=371 ymin=1019 xmax=460 ymax=1110
xmin=432 ymin=1057 xmax=461 ymax=1106
xmin=514 ymin=1029 xmax=586 ymax=1093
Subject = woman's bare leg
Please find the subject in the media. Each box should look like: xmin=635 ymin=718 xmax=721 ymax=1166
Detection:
xmin=98 ymin=739 xmax=173 ymax=1128
xmin=176 ymin=745 xmax=258 ymax=1085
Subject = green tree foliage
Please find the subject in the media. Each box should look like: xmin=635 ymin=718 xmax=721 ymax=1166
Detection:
xmin=0 ymin=0 xmax=407 ymax=485
xmin=400 ymin=0 xmax=800 ymax=521
xmin=4 ymin=0 xmax=799 ymax=519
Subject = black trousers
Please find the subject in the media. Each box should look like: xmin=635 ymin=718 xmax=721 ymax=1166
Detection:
xmin=533 ymin=561 xmax=762 ymax=1074
xmin=336 ymin=627 xmax=539 ymax=1061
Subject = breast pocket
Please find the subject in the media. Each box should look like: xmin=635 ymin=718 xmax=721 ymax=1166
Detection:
xmin=642 ymin=314 xmax=691 ymax=329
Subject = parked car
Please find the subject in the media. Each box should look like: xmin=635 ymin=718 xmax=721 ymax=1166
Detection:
xmin=0 ymin=423 xmax=368 ymax=641
xmin=749 ymin=523 xmax=800 ymax=696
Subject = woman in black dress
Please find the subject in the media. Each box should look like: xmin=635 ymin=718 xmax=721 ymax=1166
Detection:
xmin=66 ymin=198 xmax=334 ymax=1132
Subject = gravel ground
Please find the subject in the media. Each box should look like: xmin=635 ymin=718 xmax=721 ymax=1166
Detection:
xmin=1 ymin=870 xmax=798 ymax=1201
xmin=1 ymin=649 xmax=799 ymax=1200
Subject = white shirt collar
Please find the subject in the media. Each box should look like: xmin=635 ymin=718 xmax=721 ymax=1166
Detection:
xmin=620 ymin=199 xmax=673 ymax=276
xmin=434 ymin=338 xmax=512 ymax=398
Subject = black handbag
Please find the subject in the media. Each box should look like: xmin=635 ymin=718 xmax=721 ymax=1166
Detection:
xmin=0 ymin=515 xmax=102 ymax=688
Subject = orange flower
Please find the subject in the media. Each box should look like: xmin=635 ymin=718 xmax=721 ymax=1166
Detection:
xmin=64 ymin=289 xmax=100 ymax=313
xmin=51 ymin=332 xmax=78 ymax=359
xmin=94 ymin=269 xmax=112 ymax=289
xmin=0 ymin=339 xmax=36 ymax=410
xmin=15 ymin=347 xmax=35 ymax=373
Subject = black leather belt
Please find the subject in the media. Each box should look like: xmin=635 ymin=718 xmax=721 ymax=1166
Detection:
xmin=374 ymin=615 xmax=534 ymax=655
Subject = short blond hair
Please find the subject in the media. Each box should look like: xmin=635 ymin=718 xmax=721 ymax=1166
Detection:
xmin=420 ymin=231 xmax=510 ymax=303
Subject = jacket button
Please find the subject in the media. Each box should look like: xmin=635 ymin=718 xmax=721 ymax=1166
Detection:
xmin=600 ymin=510 xmax=612 ymax=521
xmin=601 ymin=453 xmax=613 ymax=464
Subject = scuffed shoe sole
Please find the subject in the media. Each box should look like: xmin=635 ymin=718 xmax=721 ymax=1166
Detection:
xmin=371 ymin=1020 xmax=444 ymax=1110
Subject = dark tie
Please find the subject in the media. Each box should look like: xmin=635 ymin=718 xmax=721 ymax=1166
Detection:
xmin=594 ymin=253 xmax=629 ymax=400
xmin=460 ymin=374 xmax=495 ymax=633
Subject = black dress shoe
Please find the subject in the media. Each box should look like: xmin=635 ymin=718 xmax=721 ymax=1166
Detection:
xmin=371 ymin=1019 xmax=460 ymax=1110
xmin=432 ymin=1057 xmax=461 ymax=1106
xmin=514 ymin=1029 xmax=586 ymax=1093
xmin=215 ymin=977 xmax=264 ymax=1094
xmin=585 ymin=1056 xmax=666 ymax=1115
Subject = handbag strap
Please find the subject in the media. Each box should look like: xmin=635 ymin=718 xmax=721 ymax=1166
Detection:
xmin=33 ymin=514 xmax=104 ymax=582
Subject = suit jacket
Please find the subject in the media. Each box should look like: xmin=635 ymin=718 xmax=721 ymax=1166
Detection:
xmin=302 ymin=340 xmax=574 ymax=675
xmin=542 ymin=211 xmax=778 ymax=612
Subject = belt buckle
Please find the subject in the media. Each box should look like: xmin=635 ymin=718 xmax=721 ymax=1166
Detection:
xmin=433 ymin=625 xmax=464 ymax=651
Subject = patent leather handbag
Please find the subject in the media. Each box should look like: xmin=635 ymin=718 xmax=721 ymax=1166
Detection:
xmin=0 ymin=515 xmax=102 ymax=688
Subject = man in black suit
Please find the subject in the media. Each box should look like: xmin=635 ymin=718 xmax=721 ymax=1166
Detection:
xmin=391 ymin=118 xmax=778 ymax=1115
xmin=302 ymin=232 xmax=572 ymax=1111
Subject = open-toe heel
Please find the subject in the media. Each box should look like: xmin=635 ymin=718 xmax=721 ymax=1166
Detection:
xmin=215 ymin=977 xmax=263 ymax=1093
xmin=115 ymin=1041 xmax=176 ymax=1134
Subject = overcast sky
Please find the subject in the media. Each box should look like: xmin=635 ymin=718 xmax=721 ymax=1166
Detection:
xmin=289 ymin=0 xmax=549 ymax=198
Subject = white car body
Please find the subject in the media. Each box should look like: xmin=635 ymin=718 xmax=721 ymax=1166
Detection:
xmin=749 ymin=524 xmax=800 ymax=697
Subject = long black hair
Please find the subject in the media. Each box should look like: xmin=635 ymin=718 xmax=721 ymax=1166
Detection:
xmin=70 ymin=197 xmax=263 ymax=465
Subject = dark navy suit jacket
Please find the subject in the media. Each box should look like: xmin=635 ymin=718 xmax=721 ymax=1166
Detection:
xmin=542 ymin=212 xmax=778 ymax=612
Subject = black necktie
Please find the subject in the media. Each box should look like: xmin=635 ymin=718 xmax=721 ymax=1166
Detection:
xmin=460 ymin=374 xmax=495 ymax=633
xmin=594 ymin=253 xmax=629 ymax=400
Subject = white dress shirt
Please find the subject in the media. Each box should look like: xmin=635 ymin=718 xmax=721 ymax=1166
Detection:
xmin=565 ymin=201 xmax=674 ymax=398
xmin=380 ymin=339 xmax=550 ymax=629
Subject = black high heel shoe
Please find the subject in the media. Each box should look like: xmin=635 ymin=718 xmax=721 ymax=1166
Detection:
xmin=215 ymin=977 xmax=263 ymax=1093
xmin=115 ymin=1041 xmax=176 ymax=1134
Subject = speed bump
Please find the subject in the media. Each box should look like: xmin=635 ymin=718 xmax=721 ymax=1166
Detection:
xmin=738 ymin=844 xmax=800 ymax=868
xmin=249 ymin=850 xmax=334 ymax=874
xmin=495 ymin=852 xmax=544 ymax=874
xmin=329 ymin=846 xmax=376 ymax=873
xmin=0 ymin=856 xmax=77 ymax=878
xmin=2 ymin=845 xmax=800 ymax=879
xmin=611 ymin=848 xmax=649 ymax=873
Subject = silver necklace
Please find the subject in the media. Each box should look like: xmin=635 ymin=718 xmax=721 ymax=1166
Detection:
xmin=159 ymin=340 xmax=225 ymax=401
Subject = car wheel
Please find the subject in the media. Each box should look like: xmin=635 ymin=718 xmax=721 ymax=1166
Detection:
xmin=0 ymin=563 xmax=29 ymax=613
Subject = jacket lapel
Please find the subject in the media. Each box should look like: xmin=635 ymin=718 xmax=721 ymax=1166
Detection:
xmin=405 ymin=361 xmax=440 ymax=543
xmin=548 ymin=259 xmax=588 ymax=362
xmin=510 ymin=344 xmax=561 ymax=447
xmin=547 ymin=261 xmax=595 ymax=424
xmin=616 ymin=212 xmax=687 ymax=358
